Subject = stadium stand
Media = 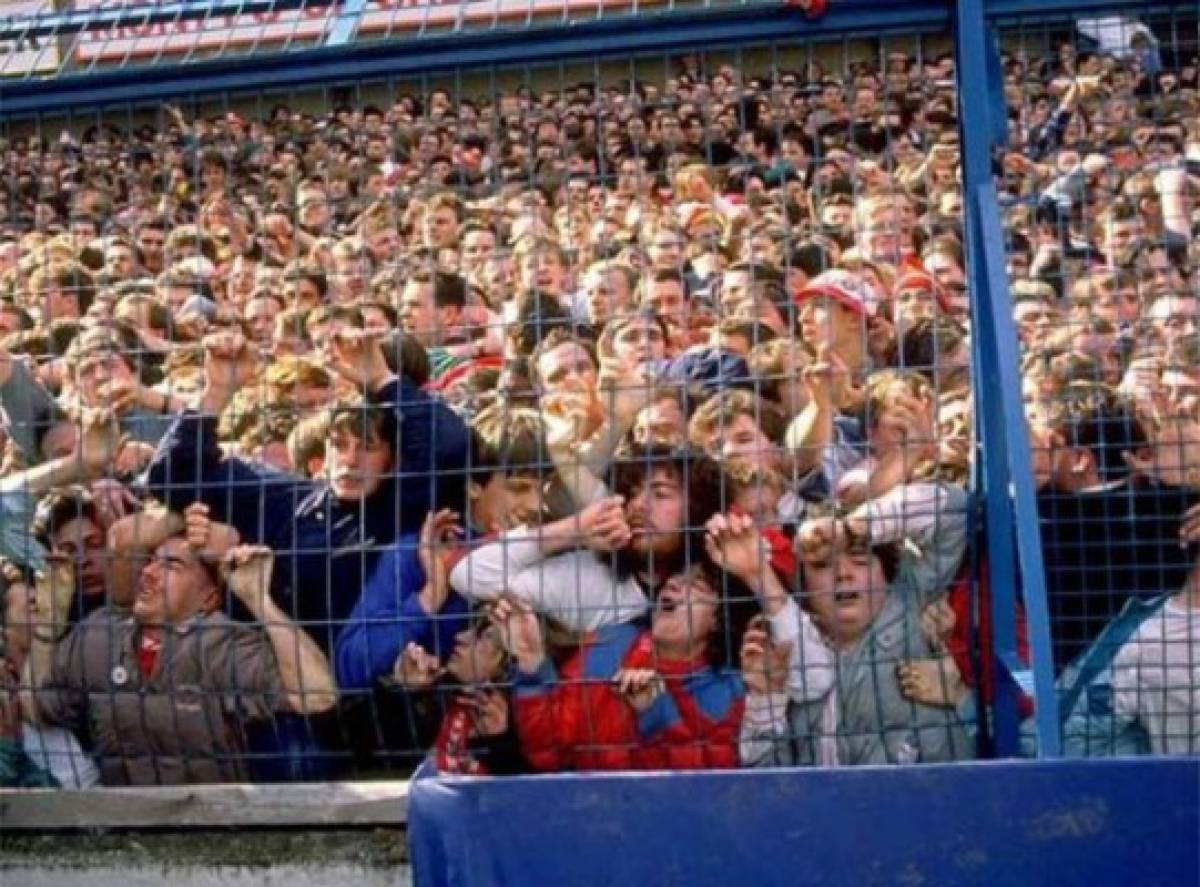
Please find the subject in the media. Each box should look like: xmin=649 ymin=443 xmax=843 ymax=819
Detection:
xmin=0 ymin=1 xmax=1196 ymax=881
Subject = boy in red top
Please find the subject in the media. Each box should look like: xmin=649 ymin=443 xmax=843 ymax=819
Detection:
xmin=491 ymin=563 xmax=745 ymax=772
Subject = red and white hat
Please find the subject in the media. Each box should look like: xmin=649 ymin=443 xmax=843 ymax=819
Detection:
xmin=794 ymin=269 xmax=878 ymax=318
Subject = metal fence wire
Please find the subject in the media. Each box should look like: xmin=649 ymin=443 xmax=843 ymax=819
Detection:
xmin=996 ymin=7 xmax=1200 ymax=758
xmin=0 ymin=2 xmax=1196 ymax=789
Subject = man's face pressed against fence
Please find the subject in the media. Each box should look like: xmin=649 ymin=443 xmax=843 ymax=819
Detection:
xmin=51 ymin=516 xmax=107 ymax=602
xmin=135 ymin=538 xmax=219 ymax=628
xmin=623 ymin=466 xmax=686 ymax=560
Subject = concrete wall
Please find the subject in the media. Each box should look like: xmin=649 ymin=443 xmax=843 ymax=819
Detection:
xmin=0 ymin=829 xmax=411 ymax=887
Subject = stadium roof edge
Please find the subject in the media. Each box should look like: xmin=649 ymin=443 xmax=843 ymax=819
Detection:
xmin=1 ymin=1 xmax=953 ymax=117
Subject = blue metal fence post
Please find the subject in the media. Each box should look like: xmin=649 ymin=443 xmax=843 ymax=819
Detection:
xmin=955 ymin=0 xmax=1061 ymax=757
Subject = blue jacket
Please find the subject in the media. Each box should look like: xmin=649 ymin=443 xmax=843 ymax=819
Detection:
xmin=334 ymin=534 xmax=469 ymax=691
xmin=1019 ymin=594 xmax=1162 ymax=759
xmin=1056 ymin=595 xmax=1162 ymax=758
xmin=142 ymin=376 xmax=470 ymax=652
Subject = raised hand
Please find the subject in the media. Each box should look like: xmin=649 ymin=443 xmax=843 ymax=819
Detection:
xmin=33 ymin=554 xmax=76 ymax=635
xmin=221 ymin=545 xmax=275 ymax=616
xmin=417 ymin=509 xmax=462 ymax=615
xmin=796 ymin=515 xmax=847 ymax=563
xmin=613 ymin=667 xmax=665 ymax=713
xmin=577 ymin=496 xmax=631 ymax=553
xmin=897 ymin=656 xmax=967 ymax=708
xmin=98 ymin=376 xmax=150 ymax=416
xmin=705 ymin=512 xmax=771 ymax=585
xmin=465 ymin=688 xmax=510 ymax=737
xmin=184 ymin=502 xmax=242 ymax=564
xmin=1179 ymin=502 xmax=1200 ymax=547
xmin=113 ymin=440 xmax=158 ymax=477
xmin=76 ymin=407 xmax=123 ymax=477
xmin=89 ymin=478 xmax=139 ymax=529
xmin=598 ymin=356 xmax=653 ymax=426
xmin=393 ymin=641 xmax=444 ymax=690
xmin=918 ymin=597 xmax=957 ymax=654
xmin=108 ymin=504 xmax=183 ymax=554
xmin=328 ymin=327 xmax=394 ymax=393
xmin=543 ymin=391 xmax=594 ymax=450
xmin=488 ymin=594 xmax=545 ymax=673
xmin=879 ymin=390 xmax=936 ymax=461
xmin=803 ymin=343 xmax=860 ymax=411
xmin=202 ymin=330 xmax=258 ymax=410
xmin=740 ymin=616 xmax=792 ymax=696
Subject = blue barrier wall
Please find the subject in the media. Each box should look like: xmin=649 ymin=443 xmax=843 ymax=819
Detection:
xmin=410 ymin=758 xmax=1200 ymax=887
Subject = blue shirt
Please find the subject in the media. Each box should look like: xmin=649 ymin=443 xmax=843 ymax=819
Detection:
xmin=334 ymin=534 xmax=469 ymax=691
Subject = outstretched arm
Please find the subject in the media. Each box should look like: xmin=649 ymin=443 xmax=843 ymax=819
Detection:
xmin=224 ymin=546 xmax=338 ymax=714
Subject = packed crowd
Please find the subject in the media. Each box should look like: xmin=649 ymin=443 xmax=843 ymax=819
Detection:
xmin=0 ymin=23 xmax=1197 ymax=787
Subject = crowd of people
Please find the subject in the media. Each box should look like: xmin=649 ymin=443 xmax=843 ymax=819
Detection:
xmin=0 ymin=20 xmax=1197 ymax=787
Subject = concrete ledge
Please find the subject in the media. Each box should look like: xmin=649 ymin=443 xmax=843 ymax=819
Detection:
xmin=0 ymin=781 xmax=409 ymax=830
xmin=0 ymin=829 xmax=411 ymax=886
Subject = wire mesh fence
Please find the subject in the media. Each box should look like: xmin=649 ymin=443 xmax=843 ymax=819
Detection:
xmin=995 ymin=7 xmax=1200 ymax=757
xmin=0 ymin=3 xmax=1195 ymax=790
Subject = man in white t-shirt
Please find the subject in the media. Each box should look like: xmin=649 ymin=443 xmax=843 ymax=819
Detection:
xmin=1111 ymin=583 xmax=1200 ymax=755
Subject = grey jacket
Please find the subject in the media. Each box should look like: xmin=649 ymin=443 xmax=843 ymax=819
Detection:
xmin=39 ymin=608 xmax=284 ymax=785
xmin=741 ymin=482 xmax=976 ymax=767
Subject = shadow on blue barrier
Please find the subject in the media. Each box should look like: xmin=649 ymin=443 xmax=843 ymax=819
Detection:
xmin=409 ymin=758 xmax=1199 ymax=887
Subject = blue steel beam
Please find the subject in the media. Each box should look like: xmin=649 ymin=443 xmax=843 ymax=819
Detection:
xmin=984 ymin=0 xmax=1186 ymax=19
xmin=955 ymin=0 xmax=1061 ymax=757
xmin=0 ymin=0 xmax=339 ymax=41
xmin=0 ymin=1 xmax=954 ymax=117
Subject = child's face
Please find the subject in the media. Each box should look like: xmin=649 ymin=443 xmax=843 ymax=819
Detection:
xmin=470 ymin=473 xmax=545 ymax=533
xmin=802 ymin=549 xmax=889 ymax=648
xmin=447 ymin=625 xmax=505 ymax=684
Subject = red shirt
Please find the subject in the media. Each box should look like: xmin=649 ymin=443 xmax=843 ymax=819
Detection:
xmin=137 ymin=632 xmax=162 ymax=679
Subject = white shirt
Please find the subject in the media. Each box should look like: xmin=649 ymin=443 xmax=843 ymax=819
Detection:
xmin=21 ymin=722 xmax=101 ymax=789
xmin=1111 ymin=597 xmax=1200 ymax=755
xmin=450 ymin=527 xmax=649 ymax=632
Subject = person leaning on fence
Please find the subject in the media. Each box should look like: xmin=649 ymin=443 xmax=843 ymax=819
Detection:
xmin=0 ymin=652 xmax=57 ymax=788
xmin=448 ymin=444 xmax=728 ymax=632
xmin=739 ymin=476 xmax=972 ymax=767
xmin=2 ymin=561 xmax=100 ymax=788
xmin=389 ymin=603 xmax=530 ymax=776
xmin=1023 ymin=532 xmax=1200 ymax=759
xmin=334 ymin=404 xmax=550 ymax=696
xmin=492 ymin=562 xmax=747 ymax=772
xmin=1033 ymin=383 xmax=1200 ymax=668
xmin=143 ymin=322 xmax=470 ymax=655
xmin=19 ymin=504 xmax=337 ymax=785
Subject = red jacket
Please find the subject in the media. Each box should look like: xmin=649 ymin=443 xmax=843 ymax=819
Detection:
xmin=514 ymin=622 xmax=744 ymax=772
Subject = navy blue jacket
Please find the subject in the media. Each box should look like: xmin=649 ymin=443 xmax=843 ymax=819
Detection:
xmin=143 ymin=376 xmax=470 ymax=652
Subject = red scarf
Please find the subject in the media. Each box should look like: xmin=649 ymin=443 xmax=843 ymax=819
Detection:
xmin=435 ymin=699 xmax=488 ymax=775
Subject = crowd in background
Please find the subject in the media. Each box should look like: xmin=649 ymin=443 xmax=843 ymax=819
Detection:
xmin=0 ymin=18 xmax=1197 ymax=786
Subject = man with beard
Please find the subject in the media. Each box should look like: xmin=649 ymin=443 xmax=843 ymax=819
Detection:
xmin=448 ymin=445 xmax=724 ymax=631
